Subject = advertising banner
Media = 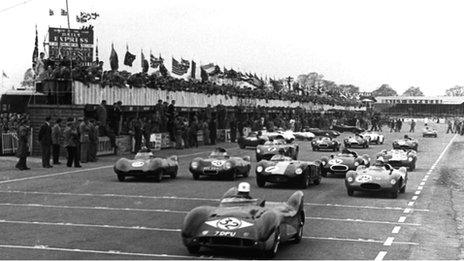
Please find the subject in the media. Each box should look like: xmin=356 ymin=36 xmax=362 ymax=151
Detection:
xmin=48 ymin=27 xmax=94 ymax=64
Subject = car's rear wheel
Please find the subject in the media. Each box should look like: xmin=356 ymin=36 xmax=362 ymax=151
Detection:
xmin=400 ymin=180 xmax=406 ymax=193
xmin=263 ymin=228 xmax=280 ymax=258
xmin=186 ymin=244 xmax=200 ymax=254
xmin=117 ymin=174 xmax=125 ymax=182
xmin=257 ymin=176 xmax=266 ymax=187
xmin=347 ymin=188 xmax=354 ymax=196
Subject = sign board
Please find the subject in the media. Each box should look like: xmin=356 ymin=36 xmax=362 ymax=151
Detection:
xmin=48 ymin=27 xmax=94 ymax=65
xmin=150 ymin=133 xmax=162 ymax=150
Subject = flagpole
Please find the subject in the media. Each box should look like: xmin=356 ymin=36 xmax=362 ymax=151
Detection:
xmin=65 ymin=0 xmax=72 ymax=105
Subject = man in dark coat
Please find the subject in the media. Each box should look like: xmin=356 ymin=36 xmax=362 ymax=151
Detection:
xmin=88 ymin=119 xmax=99 ymax=162
xmin=51 ymin=118 xmax=62 ymax=165
xmin=63 ymin=118 xmax=81 ymax=168
xmin=209 ymin=118 xmax=217 ymax=145
xmin=38 ymin=116 xmax=53 ymax=168
xmin=15 ymin=119 xmax=30 ymax=170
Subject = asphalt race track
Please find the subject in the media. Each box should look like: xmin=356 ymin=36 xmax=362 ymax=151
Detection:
xmin=0 ymin=122 xmax=460 ymax=259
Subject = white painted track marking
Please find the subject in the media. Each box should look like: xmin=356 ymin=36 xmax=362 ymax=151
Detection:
xmin=412 ymin=196 xmax=418 ymax=200
xmin=398 ymin=216 xmax=407 ymax=223
xmin=0 ymin=244 xmax=217 ymax=259
xmin=383 ymin=237 xmax=394 ymax=246
xmin=302 ymin=236 xmax=417 ymax=245
xmin=306 ymin=216 xmax=419 ymax=226
xmin=375 ymin=251 xmax=388 ymax=261
xmin=415 ymin=190 xmax=421 ymax=195
xmin=0 ymin=203 xmax=189 ymax=213
xmin=392 ymin=226 xmax=401 ymax=234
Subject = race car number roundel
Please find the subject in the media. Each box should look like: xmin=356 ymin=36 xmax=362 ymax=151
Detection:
xmin=131 ymin=161 xmax=144 ymax=167
xmin=205 ymin=217 xmax=253 ymax=230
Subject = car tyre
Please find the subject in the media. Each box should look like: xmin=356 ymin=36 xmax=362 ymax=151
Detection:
xmin=187 ymin=244 xmax=200 ymax=254
xmin=239 ymin=143 xmax=245 ymax=149
xmin=293 ymin=214 xmax=304 ymax=244
xmin=313 ymin=176 xmax=321 ymax=185
xmin=154 ymin=171 xmax=163 ymax=182
xmin=400 ymin=183 xmax=406 ymax=193
xmin=117 ymin=174 xmax=125 ymax=182
xmin=228 ymin=171 xmax=237 ymax=181
xmin=347 ymin=188 xmax=354 ymax=196
xmin=263 ymin=228 xmax=280 ymax=258
xmin=257 ymin=175 xmax=266 ymax=187
xmin=243 ymin=166 xmax=250 ymax=178
xmin=321 ymin=169 xmax=328 ymax=178
xmin=300 ymin=173 xmax=310 ymax=189
xmin=391 ymin=186 xmax=399 ymax=199
xmin=192 ymin=172 xmax=200 ymax=180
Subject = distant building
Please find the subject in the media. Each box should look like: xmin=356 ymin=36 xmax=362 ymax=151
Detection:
xmin=374 ymin=96 xmax=464 ymax=115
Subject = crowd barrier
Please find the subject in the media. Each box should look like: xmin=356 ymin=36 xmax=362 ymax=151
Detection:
xmin=73 ymin=81 xmax=362 ymax=111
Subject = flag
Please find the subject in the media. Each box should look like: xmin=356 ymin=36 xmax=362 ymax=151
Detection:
xmin=201 ymin=63 xmax=216 ymax=74
xmin=32 ymin=26 xmax=38 ymax=69
xmin=172 ymin=58 xmax=189 ymax=76
xmin=2 ymin=71 xmax=8 ymax=78
xmin=141 ymin=50 xmax=149 ymax=73
xmin=109 ymin=43 xmax=119 ymax=71
xmin=61 ymin=9 xmax=68 ymax=16
xmin=150 ymin=52 xmax=164 ymax=68
xmin=123 ymin=45 xmax=136 ymax=67
xmin=159 ymin=63 xmax=168 ymax=77
xmin=95 ymin=38 xmax=99 ymax=62
xmin=191 ymin=60 xmax=196 ymax=79
xmin=49 ymin=9 xmax=54 ymax=16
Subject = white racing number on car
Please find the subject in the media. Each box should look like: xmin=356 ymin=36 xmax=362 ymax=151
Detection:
xmin=211 ymin=160 xmax=225 ymax=167
xmin=205 ymin=217 xmax=253 ymax=230
xmin=269 ymin=147 xmax=277 ymax=152
xmin=131 ymin=161 xmax=145 ymax=167
xmin=355 ymin=174 xmax=373 ymax=183
xmin=329 ymin=158 xmax=343 ymax=165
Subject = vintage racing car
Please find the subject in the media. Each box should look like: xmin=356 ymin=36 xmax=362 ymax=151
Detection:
xmin=238 ymin=131 xmax=268 ymax=149
xmin=422 ymin=127 xmax=438 ymax=138
xmin=392 ymin=136 xmax=418 ymax=151
xmin=376 ymin=149 xmax=417 ymax=170
xmin=343 ymin=134 xmax=370 ymax=148
xmin=256 ymin=138 xmax=299 ymax=161
xmin=305 ymin=128 xmax=341 ymax=138
xmin=332 ymin=124 xmax=365 ymax=134
xmin=181 ymin=187 xmax=305 ymax=258
xmin=255 ymin=154 xmax=322 ymax=188
xmin=311 ymin=136 xmax=341 ymax=151
xmin=263 ymin=130 xmax=296 ymax=143
xmin=345 ymin=162 xmax=408 ymax=198
xmin=360 ymin=131 xmax=385 ymax=144
xmin=320 ymin=149 xmax=370 ymax=177
xmin=284 ymin=130 xmax=315 ymax=141
xmin=189 ymin=148 xmax=251 ymax=180
xmin=113 ymin=148 xmax=178 ymax=182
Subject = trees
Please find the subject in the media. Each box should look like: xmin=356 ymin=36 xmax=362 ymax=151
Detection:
xmin=372 ymin=84 xmax=398 ymax=97
xmin=402 ymin=86 xmax=424 ymax=96
xmin=445 ymin=85 xmax=464 ymax=96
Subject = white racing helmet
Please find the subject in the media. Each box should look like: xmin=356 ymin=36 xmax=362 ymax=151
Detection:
xmin=238 ymin=182 xmax=251 ymax=193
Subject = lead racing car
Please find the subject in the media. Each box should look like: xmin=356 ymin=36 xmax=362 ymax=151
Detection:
xmin=343 ymin=134 xmax=370 ymax=148
xmin=181 ymin=184 xmax=305 ymax=258
xmin=392 ymin=136 xmax=418 ymax=151
xmin=238 ymin=131 xmax=268 ymax=149
xmin=189 ymin=148 xmax=251 ymax=180
xmin=345 ymin=161 xmax=408 ymax=198
xmin=376 ymin=149 xmax=417 ymax=171
xmin=256 ymin=137 xmax=299 ymax=162
xmin=311 ymin=136 xmax=341 ymax=151
xmin=360 ymin=131 xmax=385 ymax=144
xmin=320 ymin=149 xmax=370 ymax=177
xmin=255 ymin=154 xmax=322 ymax=188
xmin=113 ymin=148 xmax=178 ymax=182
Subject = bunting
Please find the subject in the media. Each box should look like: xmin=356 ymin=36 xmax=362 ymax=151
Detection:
xmin=172 ymin=58 xmax=189 ymax=76
xmin=150 ymin=52 xmax=164 ymax=68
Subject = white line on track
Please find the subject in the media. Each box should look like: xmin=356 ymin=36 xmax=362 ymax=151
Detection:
xmin=392 ymin=226 xmax=401 ymax=234
xmin=0 ymin=203 xmax=189 ymax=213
xmin=0 ymin=218 xmax=419 ymax=246
xmin=374 ymin=251 xmax=388 ymax=261
xmin=0 ymin=190 xmax=430 ymax=212
xmin=415 ymin=190 xmax=421 ymax=195
xmin=417 ymin=186 xmax=424 ymax=190
xmin=403 ymin=208 xmax=411 ymax=214
xmin=306 ymin=216 xmax=419 ymax=226
xmin=398 ymin=216 xmax=407 ymax=223
xmin=407 ymin=201 xmax=415 ymax=207
xmin=0 ymin=244 xmax=216 ymax=259
xmin=412 ymin=196 xmax=418 ymax=201
xmin=0 ymin=149 xmax=233 ymax=185
xmin=420 ymin=182 xmax=426 ymax=186
xmin=383 ymin=237 xmax=394 ymax=246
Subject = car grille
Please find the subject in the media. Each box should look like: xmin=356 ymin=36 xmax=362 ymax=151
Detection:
xmin=330 ymin=165 xmax=348 ymax=172
xmin=203 ymin=170 xmax=219 ymax=175
xmin=261 ymin=154 xmax=276 ymax=160
xmin=388 ymin=161 xmax=403 ymax=168
xmin=360 ymin=183 xmax=381 ymax=190
xmin=319 ymin=144 xmax=328 ymax=147
xmin=199 ymin=237 xmax=255 ymax=247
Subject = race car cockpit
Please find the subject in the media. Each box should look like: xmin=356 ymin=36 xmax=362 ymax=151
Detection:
xmin=134 ymin=147 xmax=155 ymax=159
xmin=210 ymin=147 xmax=230 ymax=159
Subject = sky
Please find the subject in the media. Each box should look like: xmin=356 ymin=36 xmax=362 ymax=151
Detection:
xmin=1 ymin=0 xmax=464 ymax=96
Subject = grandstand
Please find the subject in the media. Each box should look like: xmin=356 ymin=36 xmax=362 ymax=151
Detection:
xmin=374 ymin=96 xmax=464 ymax=116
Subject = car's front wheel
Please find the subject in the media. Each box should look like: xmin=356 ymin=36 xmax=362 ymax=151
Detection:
xmin=391 ymin=185 xmax=399 ymax=199
xmin=186 ymin=244 xmax=200 ymax=254
xmin=263 ymin=228 xmax=281 ymax=258
xmin=192 ymin=172 xmax=200 ymax=180
xmin=117 ymin=174 xmax=125 ymax=182
xmin=300 ymin=173 xmax=310 ymax=189
xmin=257 ymin=175 xmax=266 ymax=187
xmin=293 ymin=214 xmax=304 ymax=243
xmin=154 ymin=171 xmax=163 ymax=182
xmin=347 ymin=188 xmax=354 ymax=196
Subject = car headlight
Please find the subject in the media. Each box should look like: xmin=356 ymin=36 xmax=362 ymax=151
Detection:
xmin=321 ymin=161 xmax=327 ymax=166
xmin=191 ymin=162 xmax=198 ymax=169
xmin=224 ymin=162 xmax=232 ymax=170
xmin=295 ymin=168 xmax=303 ymax=175
xmin=408 ymin=157 xmax=413 ymax=162
xmin=256 ymin=166 xmax=263 ymax=172
xmin=390 ymin=179 xmax=397 ymax=185
xmin=354 ymin=162 xmax=359 ymax=166
xmin=347 ymin=177 xmax=354 ymax=183
xmin=256 ymin=149 xmax=261 ymax=153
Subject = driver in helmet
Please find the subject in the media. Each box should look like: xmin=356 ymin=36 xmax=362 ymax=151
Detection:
xmin=236 ymin=182 xmax=252 ymax=199
xmin=374 ymin=157 xmax=391 ymax=170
